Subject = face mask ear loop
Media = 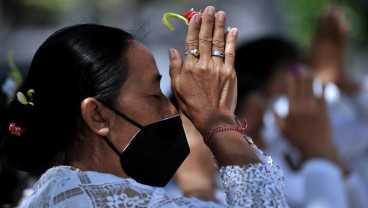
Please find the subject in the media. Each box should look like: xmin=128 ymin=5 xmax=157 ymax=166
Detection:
xmin=102 ymin=136 xmax=122 ymax=155
xmin=96 ymin=99 xmax=144 ymax=129
xmin=96 ymin=100 xmax=145 ymax=155
xmin=108 ymin=107 xmax=144 ymax=129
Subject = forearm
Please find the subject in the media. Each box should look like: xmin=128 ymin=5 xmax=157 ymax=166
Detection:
xmin=207 ymin=130 xmax=260 ymax=166
xmin=337 ymin=73 xmax=360 ymax=94
xmin=192 ymin=112 xmax=260 ymax=166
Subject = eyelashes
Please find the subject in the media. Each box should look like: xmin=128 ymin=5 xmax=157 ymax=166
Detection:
xmin=152 ymin=94 xmax=161 ymax=99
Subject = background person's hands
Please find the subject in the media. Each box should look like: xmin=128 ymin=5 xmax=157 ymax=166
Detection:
xmin=274 ymin=69 xmax=332 ymax=159
xmin=169 ymin=6 xmax=238 ymax=135
xmin=274 ymin=69 xmax=349 ymax=174
xmin=309 ymin=5 xmax=348 ymax=85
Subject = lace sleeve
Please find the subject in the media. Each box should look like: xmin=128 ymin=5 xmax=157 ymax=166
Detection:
xmin=219 ymin=135 xmax=289 ymax=207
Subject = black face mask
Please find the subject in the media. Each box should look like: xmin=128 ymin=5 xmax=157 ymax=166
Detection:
xmin=102 ymin=106 xmax=190 ymax=187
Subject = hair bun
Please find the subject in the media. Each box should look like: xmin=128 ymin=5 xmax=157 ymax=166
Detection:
xmin=2 ymin=97 xmax=52 ymax=172
xmin=7 ymin=98 xmax=36 ymax=131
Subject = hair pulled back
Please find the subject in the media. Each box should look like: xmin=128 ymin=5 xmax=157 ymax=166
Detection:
xmin=1 ymin=24 xmax=134 ymax=172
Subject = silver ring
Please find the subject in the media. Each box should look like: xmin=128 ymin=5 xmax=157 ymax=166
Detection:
xmin=212 ymin=50 xmax=224 ymax=58
xmin=185 ymin=49 xmax=200 ymax=57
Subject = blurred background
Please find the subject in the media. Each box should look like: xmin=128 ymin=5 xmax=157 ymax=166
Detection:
xmin=1 ymin=0 xmax=368 ymax=95
xmin=1 ymin=0 xmax=368 ymax=207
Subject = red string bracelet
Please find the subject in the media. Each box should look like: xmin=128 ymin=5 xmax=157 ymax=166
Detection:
xmin=203 ymin=117 xmax=247 ymax=145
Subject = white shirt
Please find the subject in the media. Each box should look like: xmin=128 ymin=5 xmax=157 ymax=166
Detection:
xmin=18 ymin=150 xmax=288 ymax=207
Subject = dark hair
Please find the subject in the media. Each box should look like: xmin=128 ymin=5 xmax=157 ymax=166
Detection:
xmin=235 ymin=36 xmax=301 ymax=113
xmin=1 ymin=24 xmax=135 ymax=172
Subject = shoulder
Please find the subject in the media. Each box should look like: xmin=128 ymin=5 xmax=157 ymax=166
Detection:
xmin=21 ymin=166 xmax=223 ymax=207
xmin=21 ymin=166 xmax=154 ymax=207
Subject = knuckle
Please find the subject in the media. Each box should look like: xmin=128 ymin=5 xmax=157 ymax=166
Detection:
xmin=212 ymin=39 xmax=225 ymax=49
xmin=184 ymin=62 xmax=195 ymax=70
xmin=203 ymin=17 xmax=214 ymax=25
xmin=199 ymin=34 xmax=213 ymax=44
xmin=230 ymin=71 xmax=237 ymax=80
xmin=225 ymin=50 xmax=235 ymax=58
xmin=215 ymin=18 xmax=225 ymax=26
xmin=222 ymin=68 xmax=232 ymax=77
xmin=215 ymin=21 xmax=225 ymax=29
xmin=219 ymin=67 xmax=235 ymax=79
xmin=198 ymin=63 xmax=208 ymax=71
xmin=187 ymin=39 xmax=199 ymax=48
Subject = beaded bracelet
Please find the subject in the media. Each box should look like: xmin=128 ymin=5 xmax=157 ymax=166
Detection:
xmin=203 ymin=117 xmax=248 ymax=145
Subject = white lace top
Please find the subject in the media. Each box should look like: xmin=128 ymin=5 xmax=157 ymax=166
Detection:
xmin=18 ymin=137 xmax=288 ymax=208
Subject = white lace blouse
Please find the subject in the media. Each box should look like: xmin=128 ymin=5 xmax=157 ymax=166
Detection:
xmin=18 ymin=138 xmax=288 ymax=208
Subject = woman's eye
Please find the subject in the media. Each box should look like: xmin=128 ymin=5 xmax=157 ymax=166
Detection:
xmin=152 ymin=94 xmax=161 ymax=99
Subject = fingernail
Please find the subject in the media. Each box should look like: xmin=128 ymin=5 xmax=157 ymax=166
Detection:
xmin=231 ymin=28 xmax=238 ymax=37
xmin=226 ymin=27 xmax=231 ymax=32
xmin=194 ymin=14 xmax=201 ymax=23
xmin=169 ymin=49 xmax=176 ymax=59
xmin=207 ymin=6 xmax=215 ymax=16
xmin=217 ymin=11 xmax=225 ymax=21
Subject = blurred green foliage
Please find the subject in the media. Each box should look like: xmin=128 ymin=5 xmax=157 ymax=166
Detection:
xmin=280 ymin=0 xmax=367 ymax=49
xmin=15 ymin=0 xmax=92 ymax=25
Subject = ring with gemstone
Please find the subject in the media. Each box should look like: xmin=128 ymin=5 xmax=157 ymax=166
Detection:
xmin=212 ymin=50 xmax=224 ymax=58
xmin=185 ymin=49 xmax=200 ymax=57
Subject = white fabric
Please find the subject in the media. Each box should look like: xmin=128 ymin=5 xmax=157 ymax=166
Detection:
xmin=344 ymin=170 xmax=368 ymax=208
xmin=18 ymin=148 xmax=289 ymax=208
xmin=326 ymin=82 xmax=368 ymax=191
xmin=260 ymin=81 xmax=368 ymax=208
xmin=260 ymin=126 xmax=368 ymax=208
xmin=302 ymin=159 xmax=347 ymax=208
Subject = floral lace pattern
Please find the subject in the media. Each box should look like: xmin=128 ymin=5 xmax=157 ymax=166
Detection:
xmin=19 ymin=135 xmax=288 ymax=207
xmin=217 ymin=134 xmax=288 ymax=207
xmin=220 ymin=164 xmax=288 ymax=207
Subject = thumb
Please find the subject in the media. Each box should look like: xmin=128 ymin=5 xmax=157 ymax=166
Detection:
xmin=169 ymin=49 xmax=183 ymax=80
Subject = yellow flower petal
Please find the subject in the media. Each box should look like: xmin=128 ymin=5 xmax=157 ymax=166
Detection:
xmin=27 ymin=89 xmax=35 ymax=98
xmin=17 ymin=92 xmax=28 ymax=105
xmin=162 ymin=13 xmax=189 ymax=31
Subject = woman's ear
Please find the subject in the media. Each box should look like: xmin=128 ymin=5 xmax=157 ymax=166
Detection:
xmin=80 ymin=98 xmax=110 ymax=136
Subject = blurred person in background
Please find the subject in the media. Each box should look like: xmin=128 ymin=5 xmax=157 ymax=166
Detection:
xmin=235 ymin=5 xmax=368 ymax=207
xmin=308 ymin=5 xmax=368 ymax=188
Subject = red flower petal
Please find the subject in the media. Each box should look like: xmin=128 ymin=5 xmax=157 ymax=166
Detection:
xmin=182 ymin=8 xmax=201 ymax=21
xmin=9 ymin=123 xmax=26 ymax=136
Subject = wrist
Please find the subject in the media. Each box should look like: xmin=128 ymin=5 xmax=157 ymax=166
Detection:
xmin=299 ymin=145 xmax=350 ymax=176
xmin=191 ymin=112 xmax=261 ymax=166
xmin=192 ymin=110 xmax=237 ymax=136
xmin=208 ymin=130 xmax=260 ymax=166
xmin=336 ymin=74 xmax=360 ymax=94
xmin=203 ymin=125 xmax=245 ymax=145
xmin=299 ymin=145 xmax=335 ymax=161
